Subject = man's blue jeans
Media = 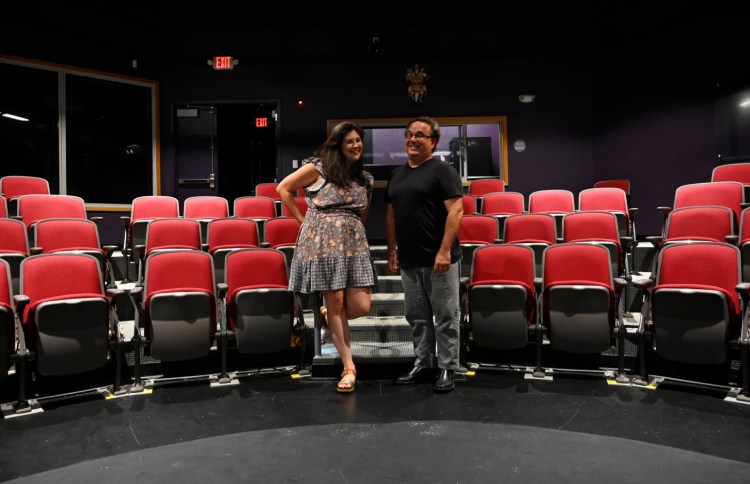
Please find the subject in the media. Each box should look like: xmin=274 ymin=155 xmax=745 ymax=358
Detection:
xmin=400 ymin=261 xmax=460 ymax=370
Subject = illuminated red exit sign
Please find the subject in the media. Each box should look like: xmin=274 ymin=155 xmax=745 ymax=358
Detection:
xmin=212 ymin=56 xmax=235 ymax=70
xmin=255 ymin=118 xmax=269 ymax=128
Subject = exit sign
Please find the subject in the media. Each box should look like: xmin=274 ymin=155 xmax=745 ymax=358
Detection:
xmin=255 ymin=117 xmax=269 ymax=128
xmin=212 ymin=56 xmax=235 ymax=70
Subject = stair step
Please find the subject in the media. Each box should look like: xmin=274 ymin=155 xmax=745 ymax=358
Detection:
xmin=375 ymin=275 xmax=403 ymax=293
xmin=371 ymin=292 xmax=405 ymax=317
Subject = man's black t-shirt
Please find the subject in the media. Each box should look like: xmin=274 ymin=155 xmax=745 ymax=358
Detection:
xmin=385 ymin=158 xmax=463 ymax=269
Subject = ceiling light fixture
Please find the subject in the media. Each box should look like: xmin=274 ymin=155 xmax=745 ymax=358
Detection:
xmin=1 ymin=113 xmax=29 ymax=121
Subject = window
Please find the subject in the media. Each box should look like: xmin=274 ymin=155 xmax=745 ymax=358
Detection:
xmin=0 ymin=56 xmax=158 ymax=209
xmin=327 ymin=116 xmax=508 ymax=183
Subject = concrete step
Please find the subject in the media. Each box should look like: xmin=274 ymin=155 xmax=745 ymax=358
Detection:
xmin=371 ymin=292 xmax=405 ymax=317
xmin=374 ymin=275 xmax=403 ymax=294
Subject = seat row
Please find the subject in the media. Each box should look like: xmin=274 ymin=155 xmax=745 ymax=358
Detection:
xmin=0 ymin=215 xmax=303 ymax=296
xmin=461 ymin=241 xmax=750 ymax=401
xmin=1 ymin=247 xmax=304 ymax=415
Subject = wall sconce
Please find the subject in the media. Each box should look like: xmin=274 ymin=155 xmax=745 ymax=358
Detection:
xmin=518 ymin=94 xmax=536 ymax=103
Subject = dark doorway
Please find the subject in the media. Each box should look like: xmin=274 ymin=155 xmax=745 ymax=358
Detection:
xmin=174 ymin=102 xmax=279 ymax=208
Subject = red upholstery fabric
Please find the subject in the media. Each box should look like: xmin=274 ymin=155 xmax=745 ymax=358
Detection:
xmin=593 ymin=179 xmax=630 ymax=194
xmin=131 ymin=195 xmax=180 ymax=221
xmin=711 ymin=163 xmax=750 ymax=184
xmin=459 ymin=215 xmax=498 ymax=245
xmin=462 ymin=194 xmax=478 ymax=215
xmin=0 ymin=175 xmax=50 ymax=200
xmin=255 ymin=182 xmax=281 ymax=201
xmin=503 ymin=213 xmax=557 ymax=245
xmin=0 ymin=218 xmax=29 ymax=255
xmin=183 ymin=196 xmax=229 ymax=220
xmin=481 ymin=192 xmax=524 ymax=216
xmin=207 ymin=218 xmax=259 ymax=253
xmin=528 ymin=189 xmax=575 ymax=214
xmin=664 ymin=206 xmax=734 ymax=243
xmin=34 ymin=218 xmax=102 ymax=254
xmin=144 ymin=218 xmax=202 ymax=256
xmin=17 ymin=194 xmax=86 ymax=226
xmin=20 ymin=254 xmax=105 ymax=322
xmin=263 ymin=217 xmax=301 ymax=249
xmin=234 ymin=196 xmax=277 ymax=220
xmin=468 ymin=178 xmax=505 ymax=197
xmin=281 ymin=197 xmax=309 ymax=218
xmin=673 ymin=181 xmax=744 ymax=226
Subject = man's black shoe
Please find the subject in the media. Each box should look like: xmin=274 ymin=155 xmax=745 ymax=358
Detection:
xmin=434 ymin=369 xmax=455 ymax=393
xmin=396 ymin=367 xmax=433 ymax=385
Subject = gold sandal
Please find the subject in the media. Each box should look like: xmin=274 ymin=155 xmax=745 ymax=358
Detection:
xmin=337 ymin=368 xmax=357 ymax=393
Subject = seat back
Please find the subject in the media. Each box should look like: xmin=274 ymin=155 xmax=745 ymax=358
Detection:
xmin=665 ymin=206 xmax=735 ymax=243
xmin=144 ymin=218 xmax=202 ymax=257
xmin=184 ymin=196 xmax=230 ymax=244
xmin=528 ymin=189 xmax=575 ymax=237
xmin=0 ymin=176 xmax=50 ymax=216
xmin=0 ymin=218 xmax=29 ymax=296
xmin=33 ymin=218 xmax=105 ymax=275
xmin=225 ymin=248 xmax=294 ymax=354
xmin=711 ymin=163 xmax=750 ymax=183
xmin=468 ymin=178 xmax=505 ymax=197
xmin=281 ymin=197 xmax=309 ymax=218
xmin=255 ymin=182 xmax=281 ymax=200
xmin=593 ymin=179 xmax=630 ymax=194
xmin=542 ymin=243 xmax=614 ymax=354
xmin=131 ymin=195 xmax=181 ymax=221
xmin=462 ymin=194 xmax=478 ymax=215
xmin=125 ymin=195 xmax=180 ymax=265
xmin=184 ymin=196 xmax=229 ymax=220
xmin=468 ymin=244 xmax=536 ymax=350
xmin=143 ymin=250 xmax=216 ymax=361
xmin=234 ymin=196 xmax=277 ymax=220
xmin=0 ymin=175 xmax=50 ymax=199
xmin=652 ymin=242 xmax=741 ymax=364
xmin=480 ymin=191 xmax=525 ymax=240
xmin=207 ymin=218 xmax=260 ymax=283
xmin=673 ymin=181 xmax=744 ymax=228
xmin=562 ymin=210 xmax=622 ymax=276
xmin=481 ymin=191 xmax=525 ymax=216
xmin=503 ymin=213 xmax=557 ymax=277
xmin=0 ymin=196 xmax=6 ymax=218
xmin=528 ymin=189 xmax=575 ymax=214
xmin=16 ymin=194 xmax=87 ymax=227
xmin=459 ymin=214 xmax=498 ymax=278
xmin=0 ymin=259 xmax=13 ymax=382
xmin=263 ymin=217 xmax=302 ymax=267
xmin=19 ymin=253 xmax=110 ymax=375
xmin=578 ymin=187 xmax=630 ymax=237
xmin=712 ymin=163 xmax=750 ymax=201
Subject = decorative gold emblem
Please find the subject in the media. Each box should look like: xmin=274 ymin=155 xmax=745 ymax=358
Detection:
xmin=406 ymin=64 xmax=428 ymax=103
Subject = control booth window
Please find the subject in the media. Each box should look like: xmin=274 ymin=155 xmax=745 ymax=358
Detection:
xmin=328 ymin=116 xmax=508 ymax=184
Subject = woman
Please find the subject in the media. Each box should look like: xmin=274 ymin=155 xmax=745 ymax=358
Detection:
xmin=277 ymin=122 xmax=377 ymax=393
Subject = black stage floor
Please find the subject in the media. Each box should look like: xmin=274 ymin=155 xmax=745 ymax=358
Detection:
xmin=1 ymin=366 xmax=749 ymax=483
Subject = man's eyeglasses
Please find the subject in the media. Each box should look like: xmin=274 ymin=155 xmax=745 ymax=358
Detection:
xmin=404 ymin=131 xmax=433 ymax=141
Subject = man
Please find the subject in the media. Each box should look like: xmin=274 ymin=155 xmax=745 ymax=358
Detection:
xmin=385 ymin=116 xmax=464 ymax=393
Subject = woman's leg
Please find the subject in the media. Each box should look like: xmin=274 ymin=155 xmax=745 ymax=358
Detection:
xmin=344 ymin=287 xmax=372 ymax=319
xmin=323 ymin=289 xmax=356 ymax=389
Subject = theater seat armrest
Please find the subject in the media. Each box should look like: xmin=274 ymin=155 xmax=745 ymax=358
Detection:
xmin=633 ymin=278 xmax=653 ymax=291
xmin=726 ymin=235 xmax=739 ymax=245
xmin=645 ymin=235 xmax=663 ymax=249
xmin=217 ymin=282 xmax=228 ymax=299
